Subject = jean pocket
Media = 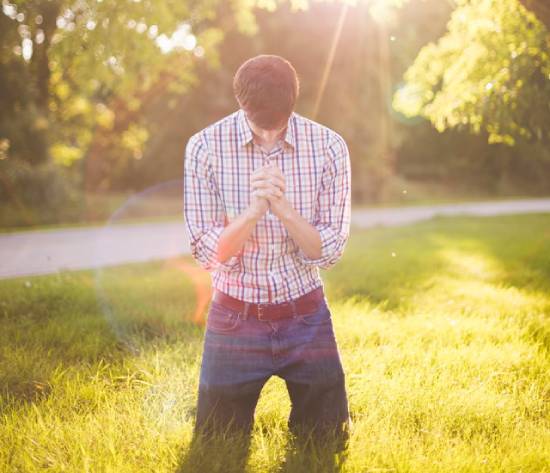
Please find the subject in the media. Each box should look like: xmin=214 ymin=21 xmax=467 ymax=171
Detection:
xmin=297 ymin=300 xmax=332 ymax=326
xmin=207 ymin=303 xmax=241 ymax=334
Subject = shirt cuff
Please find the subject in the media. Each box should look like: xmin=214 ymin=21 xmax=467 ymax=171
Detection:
xmin=295 ymin=225 xmax=343 ymax=270
xmin=192 ymin=225 xmax=243 ymax=272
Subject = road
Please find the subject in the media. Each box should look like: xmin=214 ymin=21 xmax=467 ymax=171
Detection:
xmin=1 ymin=198 xmax=549 ymax=280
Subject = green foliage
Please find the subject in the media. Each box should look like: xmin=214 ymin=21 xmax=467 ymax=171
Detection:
xmin=393 ymin=0 xmax=550 ymax=146
xmin=395 ymin=120 xmax=550 ymax=195
xmin=0 ymin=0 xmax=264 ymax=222
xmin=2 ymin=0 xmax=550 ymax=229
xmin=0 ymin=0 xmax=221 ymax=165
xmin=0 ymin=158 xmax=82 ymax=226
xmin=0 ymin=0 xmax=269 ymax=170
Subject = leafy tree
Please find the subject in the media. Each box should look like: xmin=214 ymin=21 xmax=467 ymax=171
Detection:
xmin=120 ymin=0 xmax=453 ymax=201
xmin=393 ymin=0 xmax=550 ymax=146
xmin=0 ymin=0 xmax=261 ymax=224
xmin=517 ymin=0 xmax=550 ymax=29
xmin=0 ymin=0 xmax=233 ymax=168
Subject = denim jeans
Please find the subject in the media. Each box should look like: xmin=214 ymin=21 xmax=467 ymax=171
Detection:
xmin=194 ymin=287 xmax=350 ymax=450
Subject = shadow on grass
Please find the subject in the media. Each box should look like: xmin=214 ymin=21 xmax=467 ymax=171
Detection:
xmin=273 ymin=431 xmax=348 ymax=473
xmin=175 ymin=428 xmax=252 ymax=473
xmin=175 ymin=424 xmax=348 ymax=473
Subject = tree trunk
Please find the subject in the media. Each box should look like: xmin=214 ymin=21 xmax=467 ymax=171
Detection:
xmin=517 ymin=0 xmax=550 ymax=30
xmin=31 ymin=1 xmax=61 ymax=110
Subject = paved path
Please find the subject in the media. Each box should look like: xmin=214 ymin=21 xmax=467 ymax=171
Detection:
xmin=1 ymin=198 xmax=549 ymax=280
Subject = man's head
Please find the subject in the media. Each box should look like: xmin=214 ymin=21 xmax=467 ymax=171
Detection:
xmin=233 ymin=54 xmax=300 ymax=131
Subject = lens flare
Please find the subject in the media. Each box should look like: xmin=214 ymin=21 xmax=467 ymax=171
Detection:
xmin=92 ymin=179 xmax=211 ymax=351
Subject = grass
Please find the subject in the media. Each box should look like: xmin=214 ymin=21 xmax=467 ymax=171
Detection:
xmin=1 ymin=214 xmax=549 ymax=472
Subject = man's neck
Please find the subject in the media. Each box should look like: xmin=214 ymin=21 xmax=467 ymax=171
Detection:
xmin=252 ymin=127 xmax=287 ymax=152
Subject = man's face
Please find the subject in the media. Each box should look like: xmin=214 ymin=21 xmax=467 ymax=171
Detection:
xmin=244 ymin=112 xmax=288 ymax=144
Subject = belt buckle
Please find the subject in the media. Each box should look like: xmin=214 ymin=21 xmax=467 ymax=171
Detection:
xmin=257 ymin=301 xmax=294 ymax=321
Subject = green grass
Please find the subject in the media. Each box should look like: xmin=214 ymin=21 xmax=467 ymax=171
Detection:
xmin=1 ymin=214 xmax=549 ymax=472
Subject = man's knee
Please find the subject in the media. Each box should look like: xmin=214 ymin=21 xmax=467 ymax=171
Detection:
xmin=195 ymin=383 xmax=257 ymax=438
xmin=288 ymin=416 xmax=350 ymax=454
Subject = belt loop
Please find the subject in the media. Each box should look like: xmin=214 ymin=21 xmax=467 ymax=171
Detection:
xmin=242 ymin=301 xmax=249 ymax=321
xmin=290 ymin=299 xmax=297 ymax=318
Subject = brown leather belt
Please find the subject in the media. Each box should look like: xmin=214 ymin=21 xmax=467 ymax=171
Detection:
xmin=212 ymin=286 xmax=325 ymax=321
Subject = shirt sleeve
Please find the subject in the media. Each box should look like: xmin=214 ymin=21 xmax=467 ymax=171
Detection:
xmin=295 ymin=133 xmax=351 ymax=270
xmin=183 ymin=132 xmax=243 ymax=272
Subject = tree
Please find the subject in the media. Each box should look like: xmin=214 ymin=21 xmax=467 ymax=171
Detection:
xmin=0 ymin=0 xmax=260 ymax=170
xmin=517 ymin=0 xmax=550 ymax=30
xmin=393 ymin=0 xmax=550 ymax=146
xmin=0 ymin=0 xmax=260 ymax=224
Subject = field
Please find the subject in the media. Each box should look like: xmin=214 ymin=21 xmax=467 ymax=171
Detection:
xmin=1 ymin=214 xmax=549 ymax=472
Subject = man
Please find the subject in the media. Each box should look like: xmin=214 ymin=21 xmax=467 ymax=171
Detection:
xmin=183 ymin=54 xmax=352 ymax=452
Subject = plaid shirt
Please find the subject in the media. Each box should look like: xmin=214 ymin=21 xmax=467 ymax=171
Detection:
xmin=183 ymin=108 xmax=351 ymax=304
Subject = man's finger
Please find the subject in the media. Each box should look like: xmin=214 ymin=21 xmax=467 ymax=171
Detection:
xmin=269 ymin=188 xmax=283 ymax=198
xmin=256 ymin=169 xmax=285 ymax=186
xmin=254 ymin=184 xmax=283 ymax=198
xmin=251 ymin=174 xmax=270 ymax=183
xmin=265 ymin=163 xmax=283 ymax=177
xmin=251 ymin=170 xmax=273 ymax=182
xmin=252 ymin=179 xmax=284 ymax=193
xmin=269 ymin=175 xmax=285 ymax=189
xmin=251 ymin=178 xmax=274 ymax=189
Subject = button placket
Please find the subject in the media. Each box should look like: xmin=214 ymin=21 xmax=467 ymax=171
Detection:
xmin=259 ymin=145 xmax=283 ymax=216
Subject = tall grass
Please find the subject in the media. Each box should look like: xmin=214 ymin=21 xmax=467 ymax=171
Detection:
xmin=1 ymin=214 xmax=549 ymax=472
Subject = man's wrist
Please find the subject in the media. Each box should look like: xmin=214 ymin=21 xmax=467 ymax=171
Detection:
xmin=243 ymin=206 xmax=264 ymax=223
xmin=277 ymin=198 xmax=296 ymax=224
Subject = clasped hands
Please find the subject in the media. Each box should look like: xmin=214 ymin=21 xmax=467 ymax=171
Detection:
xmin=250 ymin=163 xmax=290 ymax=219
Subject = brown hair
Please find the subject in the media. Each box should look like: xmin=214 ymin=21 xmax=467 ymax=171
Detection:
xmin=233 ymin=54 xmax=300 ymax=130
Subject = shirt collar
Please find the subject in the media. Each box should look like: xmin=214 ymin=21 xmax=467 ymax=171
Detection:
xmin=237 ymin=108 xmax=296 ymax=150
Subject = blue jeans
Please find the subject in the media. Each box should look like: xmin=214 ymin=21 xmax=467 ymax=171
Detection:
xmin=194 ymin=287 xmax=350 ymax=450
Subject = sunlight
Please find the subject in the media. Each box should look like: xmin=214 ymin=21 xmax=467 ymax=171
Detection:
xmin=407 ymin=245 xmax=549 ymax=321
xmin=393 ymin=83 xmax=425 ymax=117
xmin=368 ymin=0 xmax=400 ymax=24
xmin=312 ymin=2 xmax=349 ymax=119
xmin=439 ymin=248 xmax=500 ymax=281
xmin=155 ymin=22 xmax=197 ymax=54
xmin=1 ymin=1 xmax=18 ymax=20
xmin=21 ymin=37 xmax=32 ymax=61
xmin=435 ymin=278 xmax=548 ymax=317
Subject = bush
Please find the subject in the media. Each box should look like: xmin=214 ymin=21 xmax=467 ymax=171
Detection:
xmin=0 ymin=159 xmax=83 ymax=228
